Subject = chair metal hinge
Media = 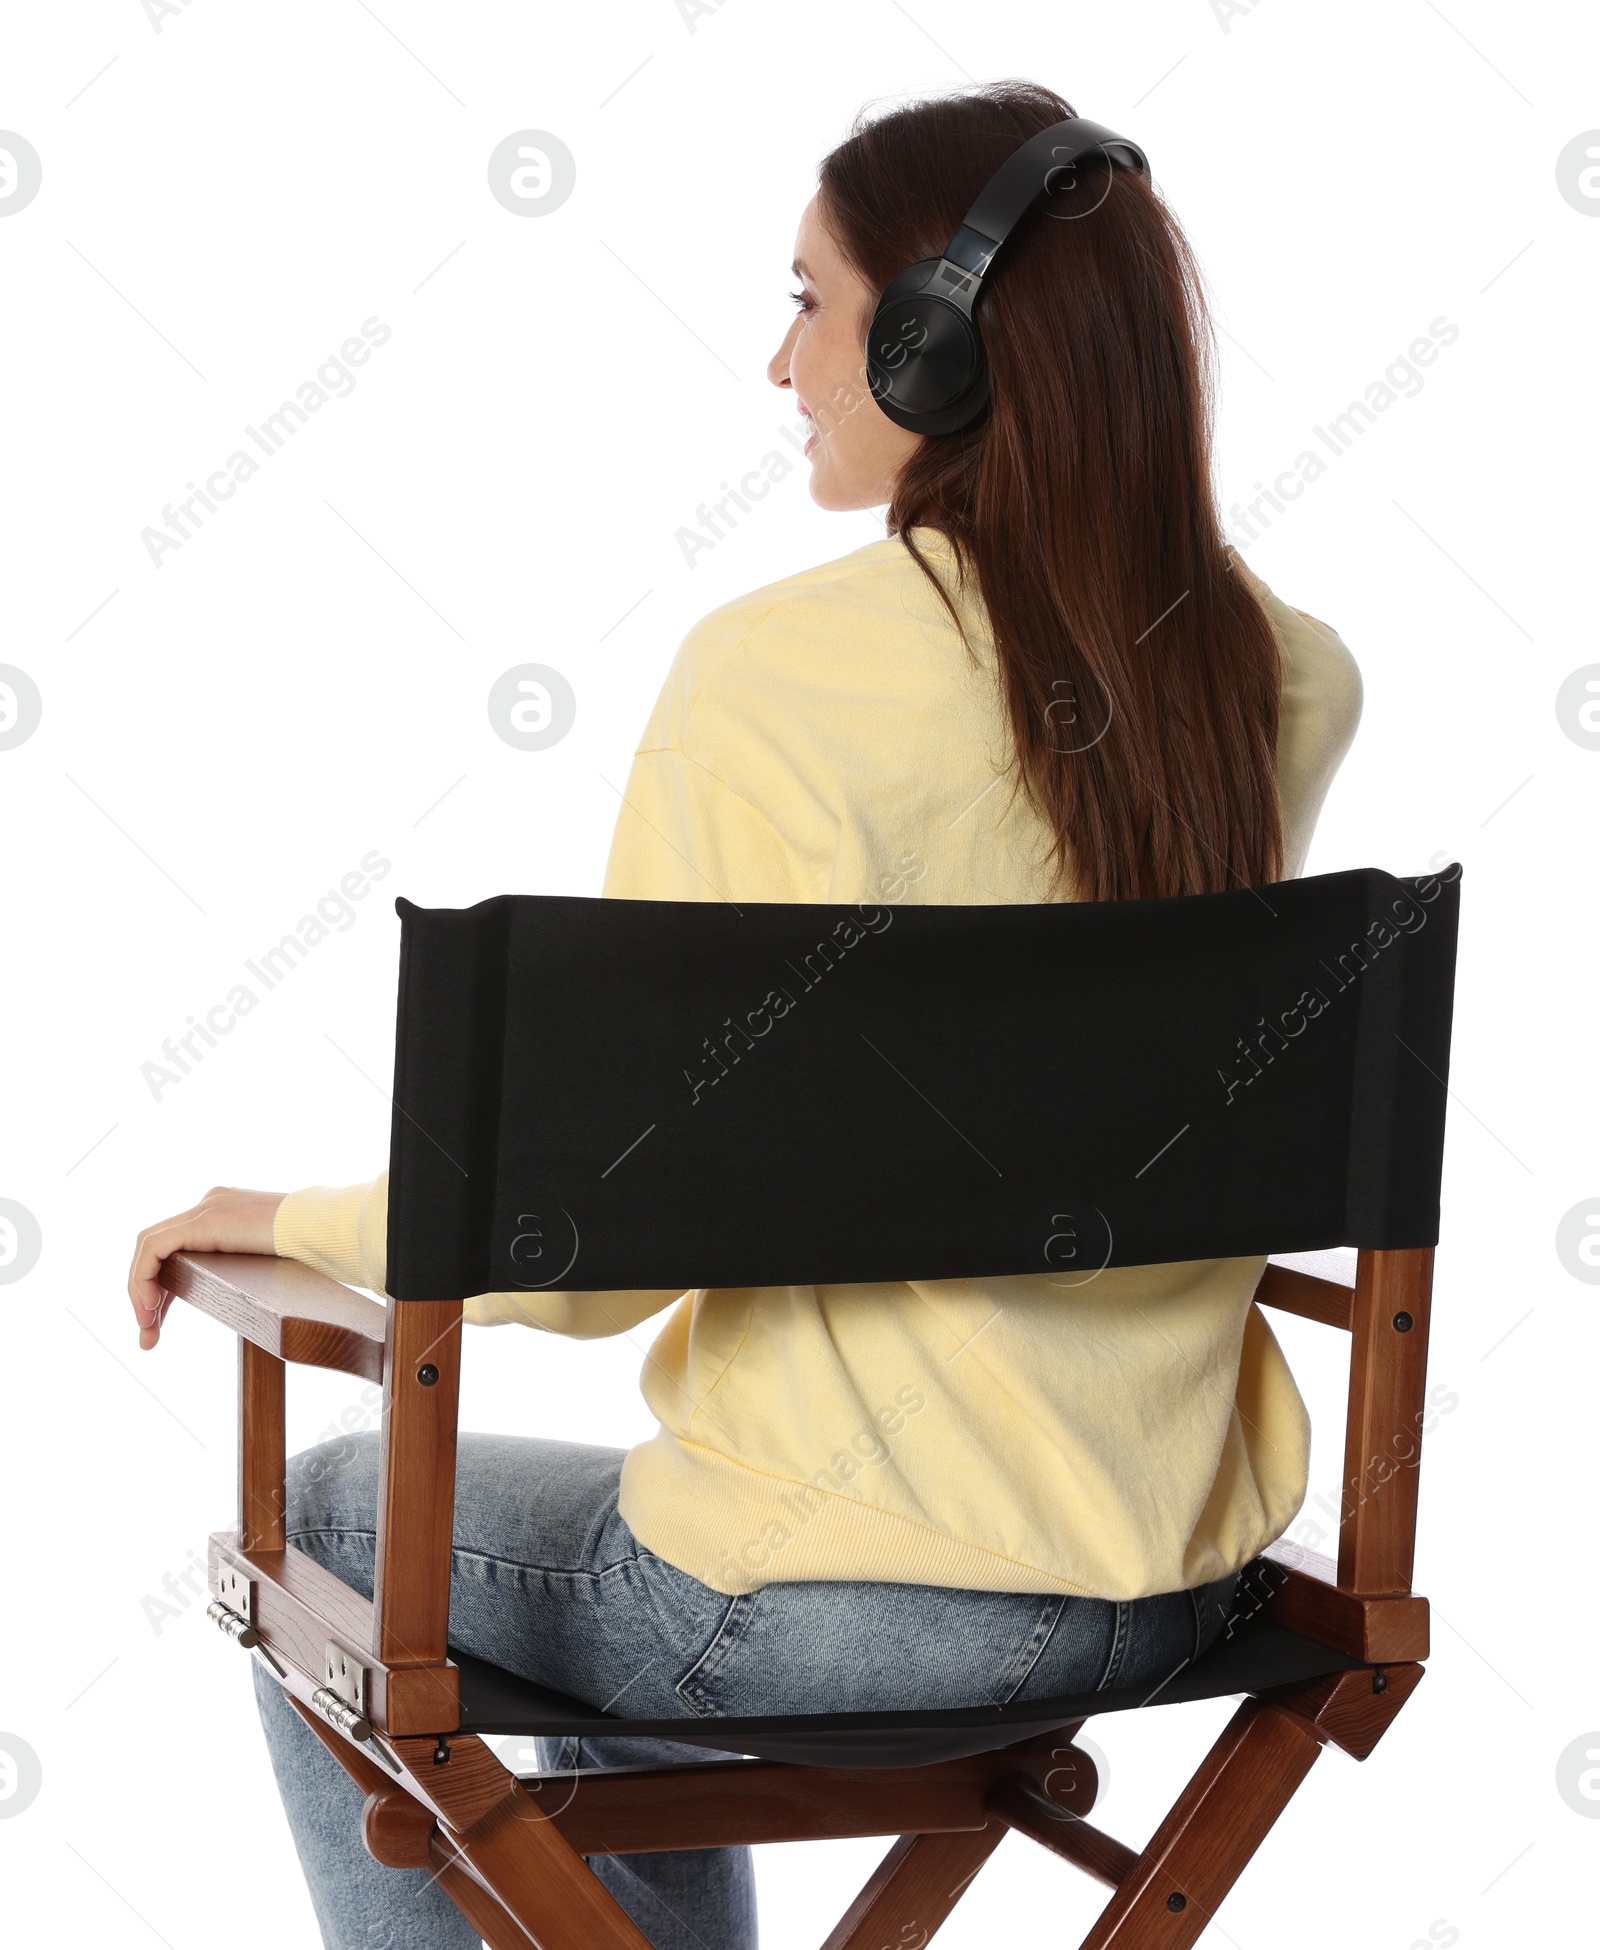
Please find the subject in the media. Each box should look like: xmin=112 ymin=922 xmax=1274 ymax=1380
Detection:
xmin=323 ymin=1642 xmax=370 ymax=1715
xmin=311 ymin=1687 xmax=374 ymax=1744
xmin=205 ymin=1565 xmax=258 ymax=1647
xmin=310 ymin=1642 xmax=375 ymax=1741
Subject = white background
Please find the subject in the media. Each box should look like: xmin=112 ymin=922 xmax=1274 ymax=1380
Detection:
xmin=2 ymin=1 xmax=1595 ymax=1944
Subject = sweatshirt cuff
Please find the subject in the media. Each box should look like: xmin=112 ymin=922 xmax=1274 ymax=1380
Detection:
xmin=273 ymin=1173 xmax=388 ymax=1294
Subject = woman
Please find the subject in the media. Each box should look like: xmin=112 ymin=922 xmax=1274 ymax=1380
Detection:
xmin=128 ymin=82 xmax=1360 ymax=1950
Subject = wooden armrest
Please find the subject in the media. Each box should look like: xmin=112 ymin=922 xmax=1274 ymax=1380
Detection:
xmin=163 ymin=1251 xmax=386 ymax=1382
xmin=1256 ymin=1254 xmax=1355 ymax=1331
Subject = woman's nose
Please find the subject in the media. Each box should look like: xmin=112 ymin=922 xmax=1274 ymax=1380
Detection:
xmin=767 ymin=318 xmax=799 ymax=389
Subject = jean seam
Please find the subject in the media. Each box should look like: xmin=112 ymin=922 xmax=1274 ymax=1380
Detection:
xmin=996 ymin=1597 xmax=1070 ymax=1705
xmin=1196 ymin=1572 xmax=1240 ymax=1659
xmin=1096 ymin=1600 xmax=1131 ymax=1690
xmin=285 ymin=1528 xmax=376 ymax=1594
xmin=629 ymin=1545 xmax=719 ymax=1654
xmin=287 ymin=1525 xmax=373 ymax=1548
xmin=448 ymin=1547 xmax=648 ymax=1589
xmin=290 ymin=1526 xmax=669 ymax=1636
xmin=293 ymin=1521 xmax=651 ymax=1585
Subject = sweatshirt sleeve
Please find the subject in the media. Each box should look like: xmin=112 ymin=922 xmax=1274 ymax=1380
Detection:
xmin=272 ymin=1172 xmax=687 ymax=1339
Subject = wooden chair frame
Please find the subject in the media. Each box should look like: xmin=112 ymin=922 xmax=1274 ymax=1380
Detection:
xmin=168 ymin=1242 xmax=1435 ymax=1948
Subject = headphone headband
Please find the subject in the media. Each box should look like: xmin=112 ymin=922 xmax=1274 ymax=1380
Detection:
xmin=865 ymin=115 xmax=1150 ymax=436
xmin=957 ymin=116 xmax=1148 ymax=269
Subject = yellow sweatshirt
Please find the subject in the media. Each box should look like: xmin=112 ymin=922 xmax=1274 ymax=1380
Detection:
xmin=276 ymin=528 xmax=1362 ymax=1600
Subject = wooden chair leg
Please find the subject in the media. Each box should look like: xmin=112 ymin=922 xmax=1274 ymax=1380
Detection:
xmin=425 ymin=1841 xmax=542 ymax=1950
xmin=1076 ymin=1699 xmax=1321 ymax=1947
xmin=288 ymin=1692 xmax=653 ymax=1950
xmin=444 ymin=1794 xmax=657 ymax=1950
xmin=356 ymin=1787 xmax=549 ymax=1950
xmin=822 ymin=1824 xmax=1008 ymax=1950
xmin=1265 ymin=1662 xmax=1425 ymax=1759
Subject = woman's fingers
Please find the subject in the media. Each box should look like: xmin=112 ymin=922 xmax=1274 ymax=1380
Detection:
xmin=129 ymin=1212 xmax=193 ymax=1343
xmin=147 ymin=1286 xmax=175 ymax=1351
xmin=128 ymin=1188 xmax=285 ymax=1350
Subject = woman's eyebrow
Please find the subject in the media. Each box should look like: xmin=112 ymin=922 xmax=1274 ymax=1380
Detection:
xmin=791 ymin=258 xmax=813 ymax=278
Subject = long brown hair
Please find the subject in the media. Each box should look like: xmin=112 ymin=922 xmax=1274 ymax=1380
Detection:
xmin=818 ymin=83 xmax=1283 ymax=901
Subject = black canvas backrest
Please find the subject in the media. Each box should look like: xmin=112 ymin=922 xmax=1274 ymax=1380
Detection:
xmin=384 ymin=866 xmax=1460 ymax=1301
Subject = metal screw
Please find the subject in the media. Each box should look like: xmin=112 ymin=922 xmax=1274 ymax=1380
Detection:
xmin=1372 ymin=1670 xmax=1389 ymax=1694
xmin=417 ymin=1364 xmax=439 ymax=1386
xmin=1392 ymin=1312 xmax=1413 ymax=1333
xmin=433 ymin=1737 xmax=451 ymax=1766
xmin=1166 ymin=1893 xmax=1187 ymax=1913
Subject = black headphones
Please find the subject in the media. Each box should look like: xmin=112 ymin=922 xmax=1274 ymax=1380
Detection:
xmin=864 ymin=116 xmax=1149 ymax=436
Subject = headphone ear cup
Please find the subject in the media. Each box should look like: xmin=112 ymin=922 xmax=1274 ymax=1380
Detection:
xmin=865 ymin=259 xmax=989 ymax=434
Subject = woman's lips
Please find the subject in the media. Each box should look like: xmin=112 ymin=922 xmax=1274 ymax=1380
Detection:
xmin=800 ymin=404 xmax=817 ymax=455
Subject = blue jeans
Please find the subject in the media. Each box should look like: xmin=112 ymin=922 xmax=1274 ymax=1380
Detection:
xmin=253 ymin=1431 xmax=1236 ymax=1950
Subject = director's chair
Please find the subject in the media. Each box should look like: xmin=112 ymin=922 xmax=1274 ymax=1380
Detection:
xmin=165 ymin=863 xmax=1459 ymax=1948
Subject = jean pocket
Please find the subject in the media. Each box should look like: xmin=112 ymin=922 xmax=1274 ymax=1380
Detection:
xmin=673 ymin=1591 xmax=761 ymax=1717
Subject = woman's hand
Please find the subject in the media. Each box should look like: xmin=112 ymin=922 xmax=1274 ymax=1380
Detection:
xmin=129 ymin=1186 xmax=285 ymax=1351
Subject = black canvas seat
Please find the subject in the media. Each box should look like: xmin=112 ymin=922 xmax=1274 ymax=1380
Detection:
xmin=170 ymin=860 xmax=1460 ymax=1948
xmin=454 ymin=1584 xmax=1362 ymax=1769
